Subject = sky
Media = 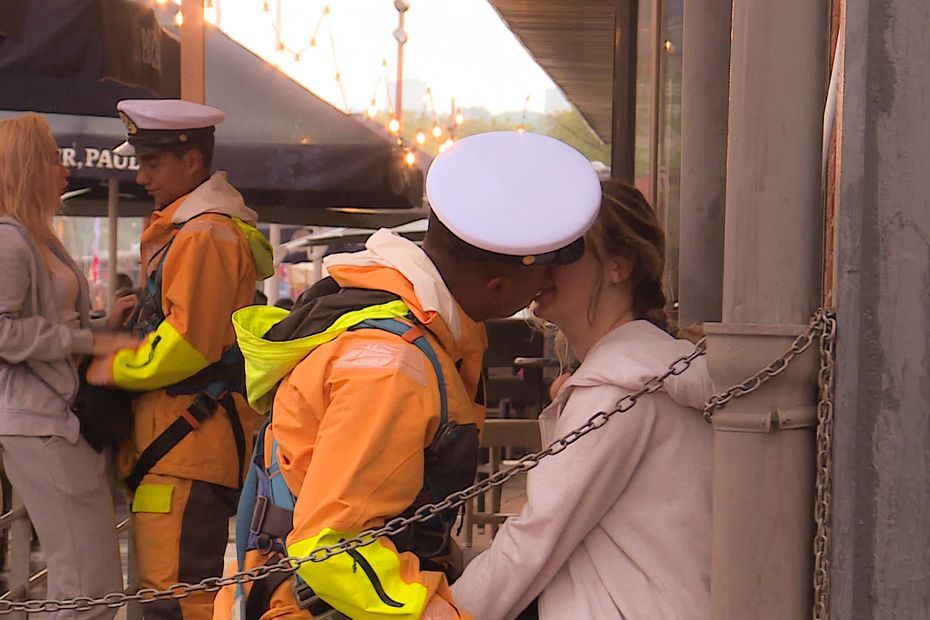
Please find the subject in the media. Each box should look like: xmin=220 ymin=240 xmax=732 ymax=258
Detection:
xmin=196 ymin=0 xmax=560 ymax=116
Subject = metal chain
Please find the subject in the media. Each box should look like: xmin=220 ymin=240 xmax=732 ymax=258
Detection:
xmin=0 ymin=310 xmax=835 ymax=615
xmin=812 ymin=310 xmax=837 ymax=619
xmin=702 ymin=308 xmax=830 ymax=421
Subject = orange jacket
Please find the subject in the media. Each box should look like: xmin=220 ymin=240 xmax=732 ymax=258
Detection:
xmin=97 ymin=173 xmax=271 ymax=488
xmin=241 ymin=230 xmax=486 ymax=619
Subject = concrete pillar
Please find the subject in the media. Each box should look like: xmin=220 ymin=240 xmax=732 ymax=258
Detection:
xmin=831 ymin=0 xmax=930 ymax=617
xmin=706 ymin=1 xmax=828 ymax=617
xmin=677 ymin=0 xmax=730 ymax=325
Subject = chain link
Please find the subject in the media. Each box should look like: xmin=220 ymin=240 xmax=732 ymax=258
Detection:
xmin=702 ymin=309 xmax=829 ymax=421
xmin=0 ymin=310 xmax=836 ymax=615
xmin=812 ymin=310 xmax=837 ymax=620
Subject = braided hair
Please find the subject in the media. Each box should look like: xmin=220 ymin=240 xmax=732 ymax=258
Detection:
xmin=585 ymin=180 xmax=670 ymax=332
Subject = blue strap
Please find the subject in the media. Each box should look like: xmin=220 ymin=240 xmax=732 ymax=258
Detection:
xmin=268 ymin=438 xmax=295 ymax=511
xmin=351 ymin=318 xmax=448 ymax=427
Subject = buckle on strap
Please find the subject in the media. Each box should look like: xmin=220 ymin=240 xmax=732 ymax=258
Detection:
xmin=250 ymin=496 xmax=269 ymax=536
xmin=187 ymin=392 xmax=220 ymax=423
xmin=292 ymin=578 xmax=340 ymax=617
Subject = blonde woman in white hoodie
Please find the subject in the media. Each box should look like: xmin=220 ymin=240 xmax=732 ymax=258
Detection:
xmin=452 ymin=181 xmax=714 ymax=620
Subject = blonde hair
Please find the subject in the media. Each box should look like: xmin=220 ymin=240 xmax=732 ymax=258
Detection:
xmin=0 ymin=113 xmax=61 ymax=243
xmin=586 ymin=180 xmax=669 ymax=330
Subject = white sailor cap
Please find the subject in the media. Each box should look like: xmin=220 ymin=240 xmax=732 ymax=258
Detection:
xmin=425 ymin=131 xmax=601 ymax=265
xmin=114 ymin=99 xmax=225 ymax=157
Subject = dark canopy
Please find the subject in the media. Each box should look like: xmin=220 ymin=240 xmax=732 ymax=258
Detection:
xmin=0 ymin=1 xmax=422 ymax=222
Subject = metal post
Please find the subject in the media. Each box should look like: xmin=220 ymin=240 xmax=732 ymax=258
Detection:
xmin=394 ymin=1 xmax=410 ymax=130
xmin=706 ymin=1 xmax=828 ymax=618
xmin=263 ymin=224 xmax=281 ymax=305
xmin=107 ymin=178 xmax=119 ymax=312
xmin=181 ymin=0 xmax=206 ymax=104
xmin=647 ymin=0 xmax=662 ymax=209
xmin=611 ymin=0 xmax=637 ymax=183
xmin=8 ymin=493 xmax=29 ymax=620
xmin=677 ymin=0 xmax=731 ymax=325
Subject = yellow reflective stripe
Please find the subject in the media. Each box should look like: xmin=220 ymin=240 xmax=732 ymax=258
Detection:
xmin=233 ymin=299 xmax=411 ymax=413
xmin=131 ymin=483 xmax=173 ymax=513
xmin=231 ymin=217 xmax=275 ymax=280
xmin=288 ymin=529 xmax=428 ymax=620
xmin=112 ymin=320 xmax=210 ymax=390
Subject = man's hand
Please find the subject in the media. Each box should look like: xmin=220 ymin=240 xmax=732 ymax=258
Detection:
xmin=422 ymin=597 xmax=458 ymax=620
xmin=85 ymin=333 xmax=140 ymax=386
xmin=106 ymin=294 xmax=138 ymax=330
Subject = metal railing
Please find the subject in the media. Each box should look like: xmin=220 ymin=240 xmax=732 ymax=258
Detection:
xmin=0 ymin=495 xmax=141 ymax=620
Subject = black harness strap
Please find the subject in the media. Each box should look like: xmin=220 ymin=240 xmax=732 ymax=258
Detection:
xmin=222 ymin=393 xmax=247 ymax=488
xmin=126 ymin=393 xmax=244 ymax=491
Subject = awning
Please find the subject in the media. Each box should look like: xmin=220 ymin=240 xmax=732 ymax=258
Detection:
xmin=487 ymin=1 xmax=615 ymax=142
xmin=0 ymin=1 xmax=422 ymax=221
xmin=0 ymin=0 xmax=180 ymax=115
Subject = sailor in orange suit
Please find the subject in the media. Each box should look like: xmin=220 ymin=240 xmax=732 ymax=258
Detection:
xmin=88 ymin=99 xmax=272 ymax=620
xmin=216 ymin=132 xmax=602 ymax=619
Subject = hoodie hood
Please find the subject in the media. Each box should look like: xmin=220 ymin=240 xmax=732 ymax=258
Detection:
xmin=561 ymin=320 xmax=714 ymax=412
xmin=164 ymin=172 xmax=274 ymax=280
xmin=171 ymin=171 xmax=258 ymax=225
xmin=324 ymin=229 xmax=463 ymax=340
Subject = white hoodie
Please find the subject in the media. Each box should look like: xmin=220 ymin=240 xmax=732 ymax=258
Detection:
xmin=452 ymin=320 xmax=715 ymax=620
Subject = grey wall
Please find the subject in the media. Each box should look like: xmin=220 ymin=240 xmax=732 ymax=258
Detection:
xmin=832 ymin=0 xmax=930 ymax=617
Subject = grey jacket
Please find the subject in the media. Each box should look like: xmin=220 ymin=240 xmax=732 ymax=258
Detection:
xmin=0 ymin=217 xmax=95 ymax=442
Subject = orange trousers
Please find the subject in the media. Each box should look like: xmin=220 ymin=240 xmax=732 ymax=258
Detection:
xmin=132 ymin=474 xmax=238 ymax=620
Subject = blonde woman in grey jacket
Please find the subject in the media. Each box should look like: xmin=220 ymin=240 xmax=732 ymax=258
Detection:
xmin=0 ymin=114 xmax=138 ymax=618
xmin=452 ymin=182 xmax=714 ymax=619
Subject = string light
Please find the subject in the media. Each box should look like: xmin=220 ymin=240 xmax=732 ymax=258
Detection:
xmin=455 ymin=111 xmax=464 ymax=126
xmin=204 ymin=0 xmax=217 ymax=25
xmin=367 ymin=100 xmax=378 ymax=119
xmin=438 ymin=139 xmax=454 ymax=154
xmin=431 ymin=123 xmax=442 ymax=139
xmin=415 ymin=130 xmax=426 ymax=145
xmin=388 ymin=117 xmax=401 ymax=134
xmin=174 ymin=9 xmax=184 ymax=27
xmin=404 ymin=150 xmax=417 ymax=166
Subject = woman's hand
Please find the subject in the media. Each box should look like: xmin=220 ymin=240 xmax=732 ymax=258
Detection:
xmin=422 ymin=597 xmax=458 ymax=620
xmin=91 ymin=332 xmax=141 ymax=356
xmin=106 ymin=294 xmax=138 ymax=331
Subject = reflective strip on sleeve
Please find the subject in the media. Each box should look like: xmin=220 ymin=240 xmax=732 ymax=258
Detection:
xmin=112 ymin=319 xmax=211 ymax=391
xmin=288 ymin=528 xmax=429 ymax=619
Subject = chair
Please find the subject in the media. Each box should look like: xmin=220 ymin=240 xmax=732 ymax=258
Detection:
xmin=462 ymin=418 xmax=542 ymax=548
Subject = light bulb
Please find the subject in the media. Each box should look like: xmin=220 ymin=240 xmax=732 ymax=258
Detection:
xmin=431 ymin=124 xmax=442 ymax=139
xmin=388 ymin=118 xmax=401 ymax=134
xmin=174 ymin=10 xmax=184 ymax=27
xmin=404 ymin=151 xmax=416 ymax=166
xmin=415 ymin=130 xmax=426 ymax=145
xmin=367 ymin=102 xmax=378 ymax=119
xmin=262 ymin=1 xmax=270 ymax=12
xmin=455 ymin=112 xmax=464 ymax=126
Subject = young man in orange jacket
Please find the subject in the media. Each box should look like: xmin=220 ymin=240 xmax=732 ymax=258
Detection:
xmin=88 ymin=99 xmax=272 ymax=619
xmin=220 ymin=131 xmax=602 ymax=619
